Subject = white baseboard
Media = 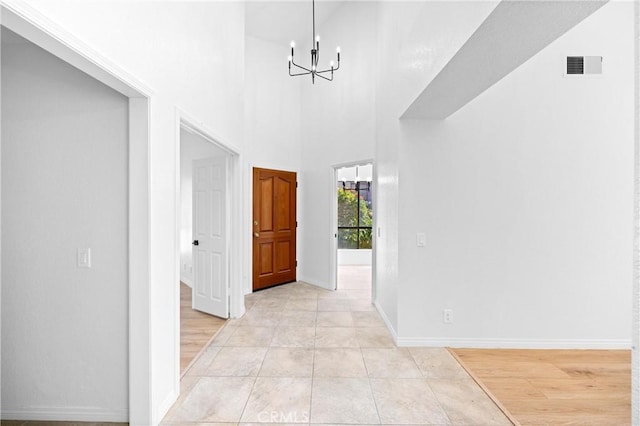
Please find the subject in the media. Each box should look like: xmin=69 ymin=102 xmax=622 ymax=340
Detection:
xmin=298 ymin=276 xmax=331 ymax=291
xmin=154 ymin=388 xmax=179 ymax=426
xmin=2 ymin=407 xmax=128 ymax=422
xmin=396 ymin=337 xmax=632 ymax=349
xmin=374 ymin=301 xmax=398 ymax=344
xmin=179 ymin=276 xmax=192 ymax=287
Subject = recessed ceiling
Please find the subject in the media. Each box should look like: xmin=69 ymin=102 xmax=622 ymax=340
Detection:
xmin=245 ymin=1 xmax=347 ymax=47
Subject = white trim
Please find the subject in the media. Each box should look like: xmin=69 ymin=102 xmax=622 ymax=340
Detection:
xmin=632 ymin=1 xmax=640 ymax=424
xmin=128 ymin=98 xmax=152 ymax=426
xmin=374 ymin=301 xmax=398 ymax=344
xmin=155 ymin=389 xmax=178 ymax=426
xmin=2 ymin=408 xmax=129 ymax=423
xmin=331 ymin=159 xmax=375 ymax=298
xmin=298 ymin=276 xmax=331 ymax=291
xmin=371 ymin=161 xmax=378 ymax=304
xmin=179 ymin=108 xmax=241 ymax=156
xmin=329 ymin=166 xmax=338 ymax=291
xmin=396 ymin=337 xmax=633 ymax=350
xmin=0 ymin=1 xmax=153 ymax=98
xmin=173 ymin=107 xmax=244 ymax=416
xmin=0 ymin=4 xmax=154 ymax=424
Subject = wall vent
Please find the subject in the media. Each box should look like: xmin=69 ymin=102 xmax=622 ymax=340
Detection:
xmin=566 ymin=56 xmax=602 ymax=75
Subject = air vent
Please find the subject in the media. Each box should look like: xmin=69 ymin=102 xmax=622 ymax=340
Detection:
xmin=567 ymin=56 xmax=584 ymax=74
xmin=566 ymin=56 xmax=602 ymax=75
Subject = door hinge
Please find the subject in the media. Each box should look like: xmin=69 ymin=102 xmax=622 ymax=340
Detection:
xmin=296 ymin=221 xmax=298 ymax=227
xmin=296 ymin=182 xmax=298 ymax=188
xmin=296 ymin=260 xmax=298 ymax=267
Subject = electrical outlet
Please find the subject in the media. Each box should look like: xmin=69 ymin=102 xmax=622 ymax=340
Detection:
xmin=443 ymin=309 xmax=453 ymax=324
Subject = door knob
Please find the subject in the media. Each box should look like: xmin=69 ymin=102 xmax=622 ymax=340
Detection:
xmin=254 ymin=232 xmax=260 ymax=237
xmin=192 ymin=240 xmax=199 ymax=246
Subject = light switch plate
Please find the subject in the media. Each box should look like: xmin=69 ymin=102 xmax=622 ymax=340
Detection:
xmin=77 ymin=248 xmax=91 ymax=268
xmin=416 ymin=233 xmax=426 ymax=247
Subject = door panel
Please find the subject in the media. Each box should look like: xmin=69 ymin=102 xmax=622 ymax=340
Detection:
xmin=192 ymin=157 xmax=229 ymax=318
xmin=260 ymin=179 xmax=274 ymax=231
xmin=259 ymin=242 xmax=274 ymax=275
xmin=253 ymin=168 xmax=297 ymax=290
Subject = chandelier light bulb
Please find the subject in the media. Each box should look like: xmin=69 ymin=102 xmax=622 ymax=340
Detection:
xmin=312 ymin=65 xmax=316 ymax=71
xmin=330 ymin=61 xmax=334 ymax=68
xmin=290 ymin=41 xmax=295 ymax=48
xmin=316 ymin=35 xmax=320 ymax=42
xmin=336 ymin=46 xmax=341 ymax=54
xmin=288 ymin=55 xmax=292 ymax=62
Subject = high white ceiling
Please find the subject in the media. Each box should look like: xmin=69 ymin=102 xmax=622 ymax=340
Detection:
xmin=245 ymin=1 xmax=347 ymax=47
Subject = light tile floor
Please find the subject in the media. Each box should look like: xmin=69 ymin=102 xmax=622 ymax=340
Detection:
xmin=337 ymin=265 xmax=371 ymax=290
xmin=161 ymin=281 xmax=511 ymax=425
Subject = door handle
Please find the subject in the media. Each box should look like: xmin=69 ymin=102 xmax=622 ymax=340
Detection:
xmin=254 ymin=232 xmax=260 ymax=238
xmin=192 ymin=240 xmax=199 ymax=246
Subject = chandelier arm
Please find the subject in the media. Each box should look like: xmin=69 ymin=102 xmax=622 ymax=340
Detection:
xmin=289 ymin=69 xmax=312 ymax=77
xmin=314 ymin=71 xmax=333 ymax=82
xmin=291 ymin=59 xmax=312 ymax=73
xmin=315 ymin=57 xmax=340 ymax=74
xmin=316 ymin=68 xmax=336 ymax=74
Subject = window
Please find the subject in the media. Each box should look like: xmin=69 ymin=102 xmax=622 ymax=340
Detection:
xmin=337 ymin=179 xmax=373 ymax=249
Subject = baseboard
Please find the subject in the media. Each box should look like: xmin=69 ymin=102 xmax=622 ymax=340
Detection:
xmin=2 ymin=407 xmax=128 ymax=422
xmin=396 ymin=337 xmax=632 ymax=349
xmin=297 ymin=276 xmax=331 ymax=291
xmin=154 ymin=388 xmax=179 ymax=426
xmin=374 ymin=301 xmax=398 ymax=344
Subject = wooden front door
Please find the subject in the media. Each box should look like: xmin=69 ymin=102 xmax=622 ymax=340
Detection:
xmin=253 ymin=168 xmax=297 ymax=290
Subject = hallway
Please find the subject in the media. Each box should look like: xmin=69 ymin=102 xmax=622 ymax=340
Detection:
xmin=162 ymin=282 xmax=510 ymax=424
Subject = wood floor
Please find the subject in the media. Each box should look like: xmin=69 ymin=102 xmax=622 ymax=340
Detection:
xmin=180 ymin=282 xmax=226 ymax=374
xmin=450 ymin=348 xmax=631 ymax=426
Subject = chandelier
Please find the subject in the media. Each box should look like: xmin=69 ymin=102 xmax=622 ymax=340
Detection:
xmin=288 ymin=0 xmax=341 ymax=84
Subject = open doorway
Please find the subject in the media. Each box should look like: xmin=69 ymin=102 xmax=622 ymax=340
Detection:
xmin=335 ymin=163 xmax=373 ymax=292
xmin=178 ymin=126 xmax=230 ymax=374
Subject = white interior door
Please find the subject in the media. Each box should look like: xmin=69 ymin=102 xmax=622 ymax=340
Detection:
xmin=192 ymin=156 xmax=229 ymax=318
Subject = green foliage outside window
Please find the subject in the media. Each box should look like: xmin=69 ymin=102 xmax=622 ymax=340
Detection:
xmin=337 ymin=188 xmax=373 ymax=249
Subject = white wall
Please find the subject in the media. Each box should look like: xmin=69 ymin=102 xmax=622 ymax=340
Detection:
xmin=373 ymin=0 xmax=495 ymax=333
xmin=338 ymin=249 xmax=372 ymax=266
xmin=378 ymin=1 xmax=635 ymax=347
xmin=20 ymin=1 xmax=246 ymax=422
xmin=1 ymin=29 xmax=129 ymax=420
xmin=243 ymin=35 xmax=302 ymax=293
xmin=299 ymin=1 xmax=377 ymax=289
xmin=179 ymin=129 xmax=227 ymax=287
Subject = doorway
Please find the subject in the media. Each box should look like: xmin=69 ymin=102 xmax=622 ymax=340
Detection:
xmin=252 ymin=167 xmax=297 ymax=291
xmin=335 ymin=163 xmax=373 ymax=292
xmin=1 ymin=25 xmax=149 ymax=423
xmin=178 ymin=126 xmax=231 ymax=374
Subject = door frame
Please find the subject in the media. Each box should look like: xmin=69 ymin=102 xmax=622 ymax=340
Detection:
xmin=0 ymin=3 xmax=153 ymax=424
xmin=330 ymin=160 xmax=376 ymax=302
xmin=174 ymin=108 xmax=243 ymax=390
